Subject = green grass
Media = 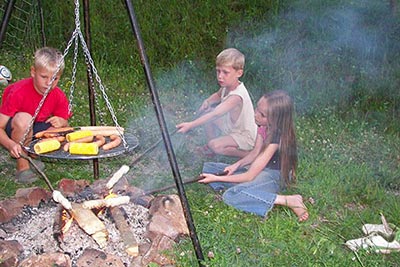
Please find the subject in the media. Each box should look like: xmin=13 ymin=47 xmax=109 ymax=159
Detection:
xmin=1 ymin=0 xmax=400 ymax=266
xmin=172 ymin=108 xmax=400 ymax=266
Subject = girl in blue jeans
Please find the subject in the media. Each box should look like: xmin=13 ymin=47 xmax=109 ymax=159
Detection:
xmin=199 ymin=90 xmax=308 ymax=222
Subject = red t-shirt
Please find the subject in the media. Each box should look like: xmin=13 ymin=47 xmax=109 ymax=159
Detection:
xmin=0 ymin=77 xmax=71 ymax=122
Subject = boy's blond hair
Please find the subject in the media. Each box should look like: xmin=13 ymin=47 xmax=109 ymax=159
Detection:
xmin=216 ymin=48 xmax=245 ymax=70
xmin=34 ymin=47 xmax=65 ymax=73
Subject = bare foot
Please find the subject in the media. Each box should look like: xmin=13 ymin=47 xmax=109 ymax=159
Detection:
xmin=275 ymin=194 xmax=309 ymax=222
xmin=285 ymin=195 xmax=309 ymax=222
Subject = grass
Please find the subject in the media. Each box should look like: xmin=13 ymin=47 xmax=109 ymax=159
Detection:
xmin=1 ymin=0 xmax=400 ymax=266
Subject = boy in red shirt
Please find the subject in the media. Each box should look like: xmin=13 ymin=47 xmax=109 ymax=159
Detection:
xmin=0 ymin=47 xmax=71 ymax=183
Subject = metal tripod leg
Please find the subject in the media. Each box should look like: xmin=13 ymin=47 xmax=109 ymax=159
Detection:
xmin=123 ymin=1 xmax=205 ymax=265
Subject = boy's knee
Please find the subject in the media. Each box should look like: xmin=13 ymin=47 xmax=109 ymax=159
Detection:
xmin=12 ymin=112 xmax=32 ymax=130
xmin=208 ymin=140 xmax=223 ymax=153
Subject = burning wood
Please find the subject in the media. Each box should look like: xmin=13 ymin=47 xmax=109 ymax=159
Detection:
xmin=70 ymin=203 xmax=108 ymax=248
xmin=110 ymin=206 xmax=139 ymax=256
xmin=52 ymin=190 xmax=109 ymax=248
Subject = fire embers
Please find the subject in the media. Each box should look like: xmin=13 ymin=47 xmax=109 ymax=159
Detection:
xmin=53 ymin=201 xmax=109 ymax=249
xmin=51 ymin=165 xmax=138 ymax=252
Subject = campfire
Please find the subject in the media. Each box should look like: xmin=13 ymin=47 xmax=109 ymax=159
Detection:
xmin=0 ymin=165 xmax=190 ymax=267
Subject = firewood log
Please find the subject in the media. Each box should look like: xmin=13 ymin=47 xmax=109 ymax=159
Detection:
xmin=70 ymin=203 xmax=108 ymax=248
xmin=110 ymin=206 xmax=139 ymax=256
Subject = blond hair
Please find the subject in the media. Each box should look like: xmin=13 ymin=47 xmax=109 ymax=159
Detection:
xmin=216 ymin=48 xmax=245 ymax=70
xmin=34 ymin=47 xmax=65 ymax=73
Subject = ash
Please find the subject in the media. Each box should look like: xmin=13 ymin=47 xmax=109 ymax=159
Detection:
xmin=1 ymin=202 xmax=149 ymax=266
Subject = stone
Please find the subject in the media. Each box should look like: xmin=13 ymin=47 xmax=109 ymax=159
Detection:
xmin=147 ymin=194 xmax=189 ymax=241
xmin=0 ymin=239 xmax=23 ymax=267
xmin=15 ymin=187 xmax=51 ymax=206
xmin=57 ymin=178 xmax=90 ymax=197
xmin=18 ymin=252 xmax=71 ymax=267
xmin=0 ymin=198 xmax=24 ymax=223
xmin=141 ymin=235 xmax=175 ymax=266
xmin=76 ymin=248 xmax=125 ymax=267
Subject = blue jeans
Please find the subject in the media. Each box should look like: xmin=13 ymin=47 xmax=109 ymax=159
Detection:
xmin=202 ymin=162 xmax=282 ymax=217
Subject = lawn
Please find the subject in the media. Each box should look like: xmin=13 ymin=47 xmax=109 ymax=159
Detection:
xmin=1 ymin=0 xmax=400 ymax=266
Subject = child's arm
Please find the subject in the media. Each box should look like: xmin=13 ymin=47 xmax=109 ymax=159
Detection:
xmin=198 ymin=90 xmax=223 ymax=113
xmin=177 ymin=94 xmax=241 ymax=133
xmin=199 ymin=143 xmax=279 ymax=184
xmin=224 ymin=133 xmax=264 ymax=175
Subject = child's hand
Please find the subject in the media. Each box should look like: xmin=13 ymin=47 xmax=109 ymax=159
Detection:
xmin=198 ymin=100 xmax=212 ymax=114
xmin=224 ymin=163 xmax=240 ymax=175
xmin=176 ymin=122 xmax=193 ymax=133
xmin=197 ymin=173 xmax=217 ymax=184
xmin=8 ymin=141 xmax=22 ymax=158
xmin=198 ymin=100 xmax=209 ymax=112
xmin=46 ymin=116 xmax=68 ymax=128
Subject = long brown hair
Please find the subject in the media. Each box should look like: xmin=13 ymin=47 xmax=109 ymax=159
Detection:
xmin=263 ymin=90 xmax=297 ymax=186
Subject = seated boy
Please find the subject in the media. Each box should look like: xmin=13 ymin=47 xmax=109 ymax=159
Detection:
xmin=176 ymin=48 xmax=257 ymax=158
xmin=0 ymin=47 xmax=71 ymax=183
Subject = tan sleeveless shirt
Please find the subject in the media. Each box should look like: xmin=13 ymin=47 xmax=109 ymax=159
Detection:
xmin=220 ymin=82 xmax=257 ymax=150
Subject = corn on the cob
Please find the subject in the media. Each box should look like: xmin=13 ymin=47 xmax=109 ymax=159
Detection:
xmin=66 ymin=130 xmax=93 ymax=142
xmin=69 ymin=142 xmax=99 ymax=155
xmin=34 ymin=139 xmax=61 ymax=154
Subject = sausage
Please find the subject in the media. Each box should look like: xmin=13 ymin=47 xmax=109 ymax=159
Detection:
xmin=38 ymin=136 xmax=66 ymax=143
xmin=93 ymin=135 xmax=106 ymax=148
xmin=103 ymin=134 xmax=122 ymax=151
xmin=34 ymin=127 xmax=74 ymax=139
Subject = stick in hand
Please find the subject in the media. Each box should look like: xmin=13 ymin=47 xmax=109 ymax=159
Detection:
xmin=144 ymin=170 xmax=228 ymax=195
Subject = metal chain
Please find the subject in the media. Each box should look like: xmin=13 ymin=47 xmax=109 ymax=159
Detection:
xmin=77 ymin=32 xmax=128 ymax=149
xmin=67 ymin=32 xmax=79 ymax=115
xmin=72 ymin=0 xmax=127 ymax=149
xmin=84 ymin=53 xmax=105 ymax=125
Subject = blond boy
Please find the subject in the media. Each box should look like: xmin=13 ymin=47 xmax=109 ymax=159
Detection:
xmin=0 ymin=47 xmax=71 ymax=183
xmin=177 ymin=48 xmax=257 ymax=158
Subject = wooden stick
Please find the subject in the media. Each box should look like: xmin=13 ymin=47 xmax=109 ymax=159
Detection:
xmin=109 ymin=206 xmax=139 ymax=256
xmin=144 ymin=170 xmax=228 ymax=195
xmin=130 ymin=128 xmax=178 ymax=166
xmin=21 ymin=154 xmax=54 ymax=192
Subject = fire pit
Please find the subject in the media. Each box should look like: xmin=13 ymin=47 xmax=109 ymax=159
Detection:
xmin=0 ymin=166 xmax=190 ymax=267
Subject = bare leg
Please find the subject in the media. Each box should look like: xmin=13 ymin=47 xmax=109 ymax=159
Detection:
xmin=11 ymin=112 xmax=33 ymax=172
xmin=208 ymin=135 xmax=250 ymax=158
xmin=274 ymin=194 xmax=309 ymax=222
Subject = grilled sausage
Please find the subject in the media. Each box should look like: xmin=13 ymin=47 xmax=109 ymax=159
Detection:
xmin=103 ymin=134 xmax=122 ymax=151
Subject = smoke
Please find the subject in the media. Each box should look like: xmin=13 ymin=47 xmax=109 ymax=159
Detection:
xmin=227 ymin=0 xmax=400 ymax=114
xmin=126 ymin=0 xmax=400 ymax=190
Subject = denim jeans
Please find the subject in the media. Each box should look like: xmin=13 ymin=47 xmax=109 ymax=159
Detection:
xmin=202 ymin=162 xmax=281 ymax=217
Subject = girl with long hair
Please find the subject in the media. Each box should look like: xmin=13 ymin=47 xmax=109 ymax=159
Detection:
xmin=199 ymin=90 xmax=308 ymax=222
